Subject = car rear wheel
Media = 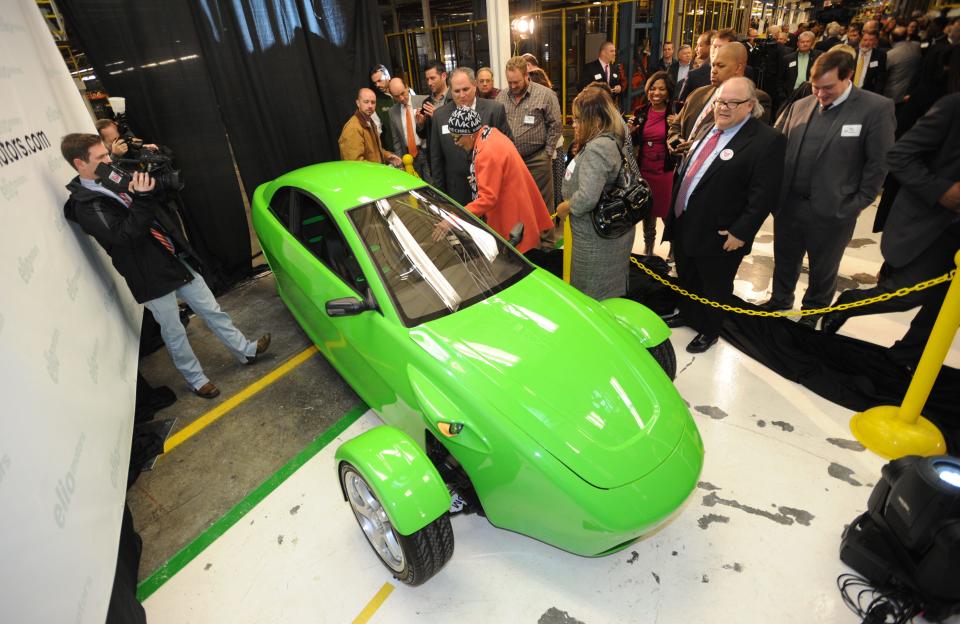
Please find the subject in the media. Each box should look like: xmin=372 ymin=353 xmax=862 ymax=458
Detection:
xmin=648 ymin=339 xmax=677 ymax=380
xmin=340 ymin=463 xmax=454 ymax=586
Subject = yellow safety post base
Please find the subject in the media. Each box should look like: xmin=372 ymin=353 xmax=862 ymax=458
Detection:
xmin=850 ymin=406 xmax=946 ymax=460
xmin=851 ymin=250 xmax=960 ymax=461
xmin=562 ymin=217 xmax=572 ymax=284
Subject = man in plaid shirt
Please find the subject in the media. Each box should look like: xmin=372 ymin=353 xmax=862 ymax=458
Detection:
xmin=496 ymin=56 xmax=562 ymax=211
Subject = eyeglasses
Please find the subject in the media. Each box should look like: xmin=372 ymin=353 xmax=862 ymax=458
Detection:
xmin=713 ymin=99 xmax=749 ymax=110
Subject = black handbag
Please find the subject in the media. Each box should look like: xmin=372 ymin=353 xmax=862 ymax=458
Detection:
xmin=592 ymin=140 xmax=653 ymax=239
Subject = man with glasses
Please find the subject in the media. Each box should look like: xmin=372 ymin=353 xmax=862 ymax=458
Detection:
xmin=669 ymin=42 xmax=772 ymax=157
xmin=662 ymin=77 xmax=786 ymax=353
xmin=762 ymin=49 xmax=895 ymax=327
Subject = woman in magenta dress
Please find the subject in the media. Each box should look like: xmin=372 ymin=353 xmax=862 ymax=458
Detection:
xmin=630 ymin=70 xmax=676 ymax=257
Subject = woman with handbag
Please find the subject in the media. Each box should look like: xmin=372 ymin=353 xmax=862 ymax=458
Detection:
xmin=630 ymin=70 xmax=677 ymax=257
xmin=556 ymin=87 xmax=640 ymax=300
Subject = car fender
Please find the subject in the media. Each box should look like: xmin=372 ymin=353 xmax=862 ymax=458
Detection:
xmin=599 ymin=298 xmax=670 ymax=347
xmin=335 ymin=426 xmax=450 ymax=535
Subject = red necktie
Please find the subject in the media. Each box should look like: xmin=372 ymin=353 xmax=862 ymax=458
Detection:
xmin=119 ymin=192 xmax=176 ymax=254
xmin=405 ymin=105 xmax=418 ymax=158
xmin=605 ymin=63 xmax=610 ymax=83
xmin=674 ymin=129 xmax=722 ymax=217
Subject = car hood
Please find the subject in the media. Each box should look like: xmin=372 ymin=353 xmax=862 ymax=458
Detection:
xmin=411 ymin=271 xmax=690 ymax=489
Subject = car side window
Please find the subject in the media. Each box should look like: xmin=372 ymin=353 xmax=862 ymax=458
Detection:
xmin=269 ymin=187 xmax=292 ymax=227
xmin=293 ymin=192 xmax=367 ymax=293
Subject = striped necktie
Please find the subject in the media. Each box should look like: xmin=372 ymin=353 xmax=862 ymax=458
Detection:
xmin=119 ymin=192 xmax=176 ymax=255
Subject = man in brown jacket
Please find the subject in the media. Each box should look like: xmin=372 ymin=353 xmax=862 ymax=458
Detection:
xmin=338 ymin=88 xmax=402 ymax=166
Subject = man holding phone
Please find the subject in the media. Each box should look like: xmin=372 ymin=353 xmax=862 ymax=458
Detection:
xmin=61 ymin=133 xmax=270 ymax=399
xmin=417 ymin=61 xmax=452 ymax=143
xmin=387 ymin=76 xmax=431 ymax=181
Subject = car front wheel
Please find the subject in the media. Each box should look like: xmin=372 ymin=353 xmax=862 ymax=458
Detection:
xmin=648 ymin=339 xmax=677 ymax=380
xmin=340 ymin=463 xmax=454 ymax=586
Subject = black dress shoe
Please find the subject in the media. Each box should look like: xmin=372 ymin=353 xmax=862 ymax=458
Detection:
xmin=758 ymin=298 xmax=793 ymax=312
xmin=686 ymin=333 xmax=718 ymax=353
xmin=797 ymin=315 xmax=819 ymax=329
xmin=820 ymin=291 xmax=857 ymax=334
xmin=663 ymin=312 xmax=686 ymax=328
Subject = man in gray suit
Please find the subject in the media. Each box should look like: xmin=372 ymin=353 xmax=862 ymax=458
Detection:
xmin=762 ymin=49 xmax=896 ymax=326
xmin=387 ymin=77 xmax=430 ymax=182
xmin=430 ymin=67 xmax=512 ymax=205
xmin=884 ymin=27 xmax=921 ymax=105
xmin=820 ymin=94 xmax=960 ymax=365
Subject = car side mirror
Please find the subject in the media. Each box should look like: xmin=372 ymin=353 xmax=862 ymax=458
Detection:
xmin=325 ymin=297 xmax=369 ymax=317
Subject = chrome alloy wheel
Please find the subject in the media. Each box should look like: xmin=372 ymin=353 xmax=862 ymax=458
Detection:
xmin=344 ymin=468 xmax=406 ymax=572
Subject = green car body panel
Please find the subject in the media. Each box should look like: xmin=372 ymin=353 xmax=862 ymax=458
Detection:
xmin=252 ymin=161 xmax=704 ymax=556
xmin=334 ymin=426 xmax=451 ymax=536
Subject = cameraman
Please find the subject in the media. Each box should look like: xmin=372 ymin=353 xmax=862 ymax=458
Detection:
xmin=95 ymin=118 xmax=158 ymax=159
xmin=61 ymin=133 xmax=270 ymax=399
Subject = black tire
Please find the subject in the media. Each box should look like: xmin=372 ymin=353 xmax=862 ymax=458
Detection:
xmin=340 ymin=463 xmax=454 ymax=586
xmin=648 ymin=339 xmax=677 ymax=380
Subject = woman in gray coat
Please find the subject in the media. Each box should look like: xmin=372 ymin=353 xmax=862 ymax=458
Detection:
xmin=557 ymin=87 xmax=635 ymax=300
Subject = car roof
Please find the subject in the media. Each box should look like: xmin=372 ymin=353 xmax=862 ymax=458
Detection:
xmin=270 ymin=161 xmax=427 ymax=214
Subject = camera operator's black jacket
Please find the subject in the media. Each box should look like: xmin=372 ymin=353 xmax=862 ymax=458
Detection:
xmin=64 ymin=176 xmax=200 ymax=303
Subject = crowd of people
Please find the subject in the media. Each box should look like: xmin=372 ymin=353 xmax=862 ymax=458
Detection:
xmin=338 ymin=8 xmax=958 ymax=361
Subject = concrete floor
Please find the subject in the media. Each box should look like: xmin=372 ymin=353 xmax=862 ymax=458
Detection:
xmin=130 ymin=204 xmax=959 ymax=623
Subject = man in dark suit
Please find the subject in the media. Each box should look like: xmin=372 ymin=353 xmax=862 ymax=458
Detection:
xmin=662 ymin=77 xmax=786 ymax=353
xmin=430 ymin=67 xmax=512 ymax=206
xmin=679 ymin=30 xmax=731 ymax=101
xmin=668 ymin=43 xmax=772 ymax=156
xmin=781 ymin=32 xmax=822 ymax=101
xmin=854 ymin=30 xmax=888 ymax=94
xmin=816 ymin=22 xmax=843 ymax=52
xmin=387 ymin=77 xmax=430 ymax=182
xmin=762 ymin=50 xmax=896 ymax=325
xmin=669 ymin=45 xmax=694 ymax=97
xmin=651 ymin=41 xmax=677 ymax=73
xmin=577 ymin=41 xmax=622 ymax=95
xmin=820 ymin=94 xmax=960 ymax=366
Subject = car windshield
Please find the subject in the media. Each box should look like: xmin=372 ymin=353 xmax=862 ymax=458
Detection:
xmin=347 ymin=187 xmax=533 ymax=326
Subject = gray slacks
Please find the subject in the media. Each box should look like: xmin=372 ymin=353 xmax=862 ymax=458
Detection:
xmin=523 ymin=149 xmax=555 ymax=212
xmin=771 ymin=197 xmax=858 ymax=310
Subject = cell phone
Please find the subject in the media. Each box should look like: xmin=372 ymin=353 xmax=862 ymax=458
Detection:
xmin=668 ymin=136 xmax=682 ymax=149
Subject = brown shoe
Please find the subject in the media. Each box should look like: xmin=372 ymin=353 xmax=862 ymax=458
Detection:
xmin=193 ymin=382 xmax=220 ymax=399
xmin=246 ymin=333 xmax=272 ymax=364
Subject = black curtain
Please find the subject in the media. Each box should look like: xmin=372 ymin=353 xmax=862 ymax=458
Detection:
xmin=187 ymin=0 xmax=388 ymax=187
xmin=60 ymin=1 xmax=253 ymax=285
xmin=61 ymin=0 xmax=388 ymax=287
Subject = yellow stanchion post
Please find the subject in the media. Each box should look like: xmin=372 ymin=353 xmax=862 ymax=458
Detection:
xmin=849 ymin=250 xmax=960 ymax=459
xmin=562 ymin=217 xmax=572 ymax=284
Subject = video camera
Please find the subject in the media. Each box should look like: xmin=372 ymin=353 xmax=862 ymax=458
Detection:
xmin=114 ymin=151 xmax=184 ymax=193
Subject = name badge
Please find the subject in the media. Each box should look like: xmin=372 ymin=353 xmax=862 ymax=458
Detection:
xmin=523 ymin=115 xmax=536 ymax=125
xmin=564 ymin=159 xmax=576 ymax=181
xmin=789 ymin=60 xmax=797 ymax=67
xmin=441 ymin=124 xmax=450 ymax=135
xmin=612 ymin=73 xmax=618 ymax=79
xmin=719 ymin=148 xmax=734 ymax=161
xmin=594 ymin=73 xmax=602 ymax=80
xmin=869 ymin=60 xmax=879 ymax=68
xmin=921 ymin=41 xmax=930 ymax=48
xmin=841 ymin=124 xmax=862 ymax=137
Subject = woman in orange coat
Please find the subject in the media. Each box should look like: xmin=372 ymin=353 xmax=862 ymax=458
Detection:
xmin=447 ymin=106 xmax=554 ymax=254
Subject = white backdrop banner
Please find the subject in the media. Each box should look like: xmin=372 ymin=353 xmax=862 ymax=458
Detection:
xmin=0 ymin=2 xmax=142 ymax=622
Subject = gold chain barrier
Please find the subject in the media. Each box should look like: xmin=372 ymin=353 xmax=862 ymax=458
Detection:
xmin=630 ymin=256 xmax=956 ymax=317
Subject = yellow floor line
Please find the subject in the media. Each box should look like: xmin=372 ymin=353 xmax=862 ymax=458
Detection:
xmin=163 ymin=345 xmax=319 ymax=453
xmin=352 ymin=583 xmax=395 ymax=624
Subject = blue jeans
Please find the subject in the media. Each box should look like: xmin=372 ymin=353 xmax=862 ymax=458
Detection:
xmin=144 ymin=264 xmax=256 ymax=390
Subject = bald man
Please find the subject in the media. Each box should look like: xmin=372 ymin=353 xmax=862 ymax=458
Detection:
xmin=669 ymin=42 xmax=773 ymax=156
xmin=387 ymin=77 xmax=431 ymax=180
xmin=339 ymin=88 xmax=402 ymax=165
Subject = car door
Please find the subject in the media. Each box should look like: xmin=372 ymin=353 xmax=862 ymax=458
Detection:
xmin=286 ymin=191 xmax=396 ymax=409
